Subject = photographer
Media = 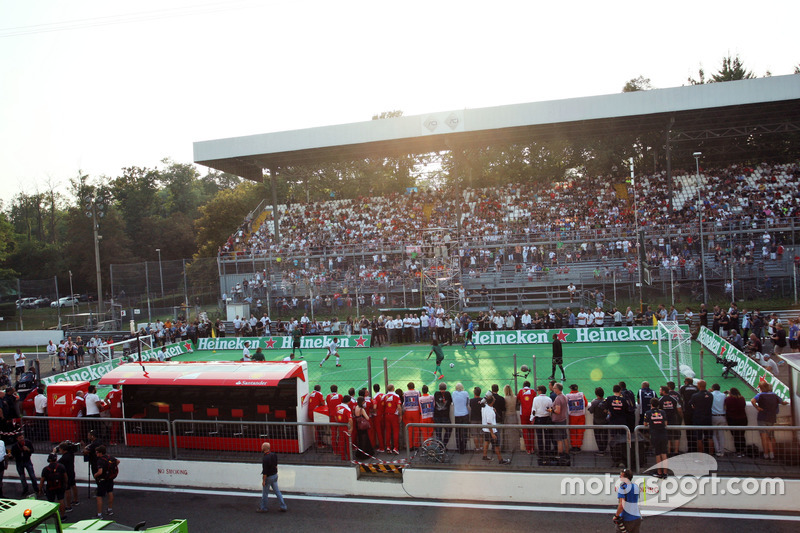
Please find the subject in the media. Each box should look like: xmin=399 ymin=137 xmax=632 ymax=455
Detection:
xmin=57 ymin=441 xmax=80 ymax=510
xmin=744 ymin=333 xmax=763 ymax=356
xmin=727 ymin=329 xmax=744 ymax=351
xmin=83 ymin=431 xmax=103 ymax=476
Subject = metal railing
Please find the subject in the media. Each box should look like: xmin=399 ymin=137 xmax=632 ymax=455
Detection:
xmin=633 ymin=425 xmax=800 ymax=477
xmin=20 ymin=416 xmax=800 ymax=477
xmin=404 ymin=423 xmax=632 ymax=471
xmin=21 ymin=416 xmax=349 ymax=464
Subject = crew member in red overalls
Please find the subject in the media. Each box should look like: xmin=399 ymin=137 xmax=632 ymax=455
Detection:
xmin=517 ymin=381 xmax=536 ymax=453
xmin=371 ymin=384 xmax=385 ymax=452
xmin=308 ymin=384 xmax=325 ymax=447
xmin=105 ymin=384 xmax=123 ymax=445
xmin=383 ymin=385 xmax=402 ymax=454
xmin=326 ymin=385 xmax=343 ymax=454
xmin=334 ymin=396 xmax=353 ymax=460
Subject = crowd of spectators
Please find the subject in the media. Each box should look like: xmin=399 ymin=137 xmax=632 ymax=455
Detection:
xmin=221 ymin=161 xmax=799 ymax=258
xmin=217 ymin=162 xmax=799 ymax=309
xmin=312 ymin=374 xmax=789 ymax=468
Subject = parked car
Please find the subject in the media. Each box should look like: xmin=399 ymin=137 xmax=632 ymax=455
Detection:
xmin=33 ymin=297 xmax=51 ymax=307
xmin=16 ymin=297 xmax=37 ymax=309
xmin=51 ymin=296 xmax=79 ymax=308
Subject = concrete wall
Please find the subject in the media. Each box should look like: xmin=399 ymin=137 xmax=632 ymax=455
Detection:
xmin=19 ymin=455 xmax=799 ymax=513
xmin=0 ymin=330 xmax=63 ymax=348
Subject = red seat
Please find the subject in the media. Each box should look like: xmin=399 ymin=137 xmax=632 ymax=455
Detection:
xmin=257 ymin=405 xmax=270 ymax=437
xmin=206 ymin=408 xmax=220 ymax=436
xmin=232 ymin=408 xmax=245 ymax=436
xmin=158 ymin=404 xmax=170 ymax=434
xmin=182 ymin=404 xmax=195 ymax=435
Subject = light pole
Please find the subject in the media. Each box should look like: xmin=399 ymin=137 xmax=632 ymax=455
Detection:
xmin=69 ymin=270 xmax=77 ymax=314
xmin=693 ymin=152 xmax=708 ymax=304
xmin=84 ymin=191 xmax=108 ymax=318
xmin=630 ymin=157 xmax=644 ymax=312
xmin=156 ymin=248 xmax=164 ymax=299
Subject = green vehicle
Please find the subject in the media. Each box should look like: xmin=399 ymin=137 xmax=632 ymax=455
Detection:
xmin=0 ymin=498 xmax=188 ymax=533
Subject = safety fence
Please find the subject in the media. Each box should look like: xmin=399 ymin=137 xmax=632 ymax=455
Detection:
xmin=404 ymin=423 xmax=632 ymax=472
xmin=18 ymin=416 xmax=800 ymax=477
xmin=20 ymin=416 xmax=349 ymax=465
xmin=633 ymin=425 xmax=800 ymax=478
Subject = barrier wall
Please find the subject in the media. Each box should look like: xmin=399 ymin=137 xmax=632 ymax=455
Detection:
xmin=698 ymin=326 xmax=790 ymax=401
xmin=19 ymin=455 xmax=800 ymax=513
xmin=473 ymin=325 xmax=690 ymax=346
xmin=0 ymin=330 xmax=63 ymax=348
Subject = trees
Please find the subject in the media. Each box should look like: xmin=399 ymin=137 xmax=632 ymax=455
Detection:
xmin=688 ymin=54 xmax=755 ymax=84
xmin=622 ymin=76 xmax=654 ymax=92
xmin=194 ymin=182 xmax=264 ymax=258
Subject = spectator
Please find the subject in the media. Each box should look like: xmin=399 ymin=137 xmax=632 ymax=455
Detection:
xmin=724 ymin=388 xmax=748 ymax=458
xmin=10 ymin=433 xmax=38 ymax=495
xmin=751 ymin=382 xmax=788 ymax=460
xmin=451 ymin=383 xmax=470 ymax=454
xmin=588 ymin=387 xmax=609 ymax=456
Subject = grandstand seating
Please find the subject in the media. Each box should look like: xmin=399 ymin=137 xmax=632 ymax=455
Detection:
xmin=217 ymin=162 xmax=800 ymax=311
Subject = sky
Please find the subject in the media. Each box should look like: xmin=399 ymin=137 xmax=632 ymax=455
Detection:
xmin=1 ymin=0 xmax=798 ymax=207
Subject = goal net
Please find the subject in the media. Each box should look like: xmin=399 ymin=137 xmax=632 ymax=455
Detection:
xmin=656 ymin=320 xmax=693 ymax=382
xmin=95 ymin=335 xmax=154 ymax=363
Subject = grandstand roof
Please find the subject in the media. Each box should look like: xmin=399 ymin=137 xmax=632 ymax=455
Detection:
xmin=194 ymin=75 xmax=800 ymax=180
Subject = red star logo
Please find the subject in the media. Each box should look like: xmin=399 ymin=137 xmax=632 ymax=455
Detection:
xmin=183 ymin=342 xmax=193 ymax=352
xmin=265 ymin=338 xmax=276 ymax=349
xmin=556 ymin=330 xmax=569 ymax=342
xmin=355 ymin=336 xmax=367 ymax=347
xmin=719 ymin=346 xmax=726 ymax=356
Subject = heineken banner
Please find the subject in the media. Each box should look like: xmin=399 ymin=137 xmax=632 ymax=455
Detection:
xmin=473 ymin=325 xmax=689 ymax=346
xmin=40 ymin=340 xmax=193 ymax=385
xmin=697 ymin=327 xmax=789 ymax=401
xmin=196 ymin=334 xmax=371 ymax=351
xmin=132 ymin=340 xmax=194 ymax=361
xmin=42 ymin=358 xmax=123 ymax=386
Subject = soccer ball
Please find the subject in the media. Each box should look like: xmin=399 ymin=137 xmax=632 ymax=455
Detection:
xmin=449 ymin=363 xmax=455 ymax=368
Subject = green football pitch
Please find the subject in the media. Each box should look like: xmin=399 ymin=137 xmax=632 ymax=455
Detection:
xmin=166 ymin=339 xmax=755 ymax=400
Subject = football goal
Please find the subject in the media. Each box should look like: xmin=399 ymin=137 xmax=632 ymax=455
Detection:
xmin=656 ymin=320 xmax=693 ymax=382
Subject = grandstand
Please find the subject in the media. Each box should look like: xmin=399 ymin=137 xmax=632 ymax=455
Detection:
xmin=196 ymin=75 xmax=800 ymax=314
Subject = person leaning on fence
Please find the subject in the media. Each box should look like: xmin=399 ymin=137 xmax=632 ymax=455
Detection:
xmin=644 ymin=398 xmax=668 ymax=479
xmin=751 ymin=381 xmax=788 ymax=460
xmin=724 ymin=388 xmax=748 ymax=457
xmin=588 ymin=387 xmax=609 ymax=456
xmin=370 ymin=384 xmax=385 ymax=452
xmin=481 ymin=394 xmax=510 ymax=464
xmin=531 ymin=386 xmax=553 ymax=455
xmin=451 ymin=383 xmax=469 ymax=454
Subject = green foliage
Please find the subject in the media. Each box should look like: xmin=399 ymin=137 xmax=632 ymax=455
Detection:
xmin=194 ymin=182 xmax=264 ymax=258
xmin=709 ymin=54 xmax=755 ymax=82
xmin=688 ymin=54 xmax=756 ymax=85
xmin=622 ymin=76 xmax=653 ymax=92
xmin=0 ymin=212 xmax=17 ymax=279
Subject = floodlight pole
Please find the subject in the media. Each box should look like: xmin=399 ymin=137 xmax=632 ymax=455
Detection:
xmin=630 ymin=158 xmax=644 ymax=312
xmin=156 ymin=248 xmax=164 ymax=299
xmin=693 ymin=152 xmax=708 ymax=304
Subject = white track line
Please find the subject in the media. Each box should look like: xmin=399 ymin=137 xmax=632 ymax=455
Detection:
xmin=357 ymin=350 xmax=414 ymax=390
xmin=646 ymin=345 xmax=669 ymax=382
xmin=24 ymin=481 xmax=796 ymax=522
